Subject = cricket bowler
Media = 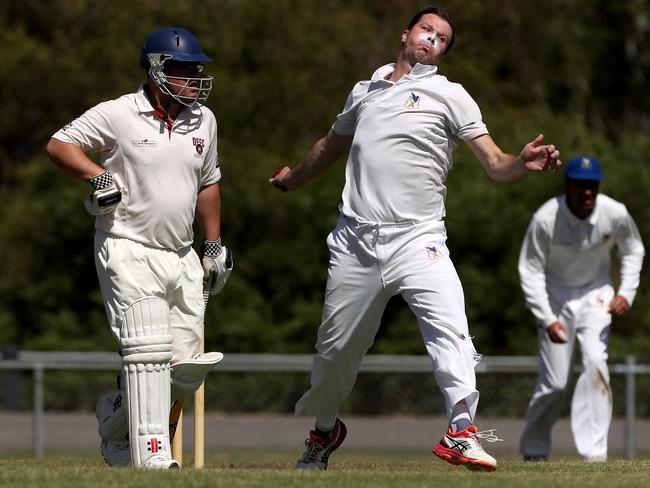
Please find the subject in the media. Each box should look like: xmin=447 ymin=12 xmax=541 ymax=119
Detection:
xmin=270 ymin=4 xmax=561 ymax=472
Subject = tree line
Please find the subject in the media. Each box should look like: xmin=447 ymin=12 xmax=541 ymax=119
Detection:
xmin=1 ymin=0 xmax=650 ymax=362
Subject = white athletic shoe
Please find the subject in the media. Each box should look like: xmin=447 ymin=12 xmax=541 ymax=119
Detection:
xmin=100 ymin=440 xmax=131 ymax=467
xmin=585 ymin=454 xmax=607 ymax=463
xmin=96 ymin=392 xmax=131 ymax=467
xmin=296 ymin=418 xmax=347 ymax=470
xmin=433 ymin=425 xmax=499 ymax=472
xmin=95 ymin=391 xmax=128 ymax=442
xmin=142 ymin=455 xmax=180 ymax=469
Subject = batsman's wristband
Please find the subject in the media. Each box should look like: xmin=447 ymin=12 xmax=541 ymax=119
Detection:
xmin=88 ymin=171 xmax=114 ymax=190
xmin=204 ymin=239 xmax=223 ymax=258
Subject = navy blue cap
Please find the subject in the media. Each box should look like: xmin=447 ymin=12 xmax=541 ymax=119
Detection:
xmin=564 ymin=156 xmax=603 ymax=181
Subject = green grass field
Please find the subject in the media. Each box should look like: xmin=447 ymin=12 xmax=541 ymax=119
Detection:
xmin=2 ymin=450 xmax=650 ymax=488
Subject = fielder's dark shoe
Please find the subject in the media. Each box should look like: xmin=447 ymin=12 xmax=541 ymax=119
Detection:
xmin=523 ymin=455 xmax=548 ymax=462
xmin=296 ymin=418 xmax=347 ymax=470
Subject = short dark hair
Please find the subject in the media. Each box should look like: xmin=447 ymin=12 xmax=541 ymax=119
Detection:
xmin=407 ymin=5 xmax=455 ymax=53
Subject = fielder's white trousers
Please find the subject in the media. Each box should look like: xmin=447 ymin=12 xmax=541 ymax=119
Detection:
xmin=520 ymin=281 xmax=614 ymax=461
xmin=295 ymin=216 xmax=481 ymax=430
xmin=94 ymin=231 xmax=205 ymax=362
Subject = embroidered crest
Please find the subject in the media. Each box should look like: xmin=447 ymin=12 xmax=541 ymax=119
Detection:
xmin=193 ymin=137 xmax=205 ymax=156
xmin=405 ymin=92 xmax=420 ymax=109
xmin=425 ymin=243 xmax=443 ymax=260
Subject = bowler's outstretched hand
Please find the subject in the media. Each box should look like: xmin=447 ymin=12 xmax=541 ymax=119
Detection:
xmin=270 ymin=166 xmax=291 ymax=192
xmin=520 ymin=134 xmax=561 ymax=173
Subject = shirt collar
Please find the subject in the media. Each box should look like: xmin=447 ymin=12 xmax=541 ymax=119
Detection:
xmin=134 ymin=84 xmax=155 ymax=114
xmin=407 ymin=63 xmax=439 ymax=79
xmin=371 ymin=63 xmax=396 ymax=82
xmin=370 ymin=62 xmax=439 ymax=84
xmin=134 ymin=84 xmax=202 ymax=123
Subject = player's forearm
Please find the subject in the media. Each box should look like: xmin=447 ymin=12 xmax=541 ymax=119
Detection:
xmin=519 ymin=272 xmax=556 ymax=326
xmin=518 ymin=244 xmax=555 ymax=325
xmin=524 ymin=293 xmax=557 ymax=327
xmin=483 ymin=152 xmax=527 ymax=182
xmin=618 ymin=252 xmax=644 ymax=305
xmin=467 ymin=134 xmax=528 ymax=182
xmin=289 ymin=141 xmax=334 ymax=186
xmin=196 ymin=183 xmax=221 ymax=241
xmin=46 ymin=139 xmax=104 ymax=181
xmin=285 ymin=131 xmax=352 ymax=189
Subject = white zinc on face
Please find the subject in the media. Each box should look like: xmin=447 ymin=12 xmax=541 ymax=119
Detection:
xmin=417 ymin=32 xmax=446 ymax=56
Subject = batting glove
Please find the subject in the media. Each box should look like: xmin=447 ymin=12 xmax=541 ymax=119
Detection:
xmin=202 ymin=238 xmax=233 ymax=295
xmin=84 ymin=171 xmax=122 ymax=215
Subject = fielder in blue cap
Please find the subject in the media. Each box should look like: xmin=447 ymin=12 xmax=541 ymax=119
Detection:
xmin=564 ymin=156 xmax=602 ymax=219
xmin=519 ymin=154 xmax=644 ymax=462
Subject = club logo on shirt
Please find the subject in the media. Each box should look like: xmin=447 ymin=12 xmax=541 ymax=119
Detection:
xmin=131 ymin=138 xmax=157 ymax=147
xmin=193 ymin=137 xmax=205 ymax=157
xmin=425 ymin=243 xmax=443 ymax=261
xmin=405 ymin=92 xmax=420 ymax=109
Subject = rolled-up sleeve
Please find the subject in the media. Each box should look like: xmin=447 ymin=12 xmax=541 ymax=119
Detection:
xmin=51 ymin=102 xmax=117 ymax=153
xmin=446 ymin=85 xmax=488 ymax=141
xmin=331 ymin=91 xmax=357 ymax=136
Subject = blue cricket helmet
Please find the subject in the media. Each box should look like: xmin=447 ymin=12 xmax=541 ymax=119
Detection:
xmin=139 ymin=27 xmax=212 ymax=68
xmin=140 ymin=27 xmax=213 ymax=107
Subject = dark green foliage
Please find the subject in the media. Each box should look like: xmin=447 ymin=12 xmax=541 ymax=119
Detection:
xmin=2 ymin=0 xmax=650 ymax=366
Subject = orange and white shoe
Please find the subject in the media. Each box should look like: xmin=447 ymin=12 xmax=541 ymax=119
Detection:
xmin=433 ymin=425 xmax=500 ymax=472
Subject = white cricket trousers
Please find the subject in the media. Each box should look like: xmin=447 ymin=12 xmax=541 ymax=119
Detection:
xmin=295 ymin=216 xmax=481 ymax=430
xmin=94 ymin=231 xmax=205 ymax=362
xmin=520 ymin=282 xmax=614 ymax=461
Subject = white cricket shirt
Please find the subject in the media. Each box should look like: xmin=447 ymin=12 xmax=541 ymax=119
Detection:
xmin=332 ymin=63 xmax=488 ymax=223
xmin=518 ymin=194 xmax=645 ymax=326
xmin=52 ymin=86 xmax=221 ymax=250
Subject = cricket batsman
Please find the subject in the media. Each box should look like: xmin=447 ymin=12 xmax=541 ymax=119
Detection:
xmin=46 ymin=27 xmax=232 ymax=468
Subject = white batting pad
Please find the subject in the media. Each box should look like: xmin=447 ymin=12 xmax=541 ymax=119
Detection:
xmin=171 ymin=351 xmax=223 ymax=395
xmin=120 ymin=297 xmax=174 ymax=467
